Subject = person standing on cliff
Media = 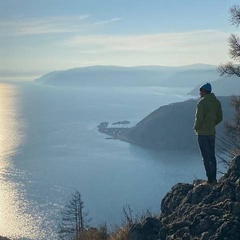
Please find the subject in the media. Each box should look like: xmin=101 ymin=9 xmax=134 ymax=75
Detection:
xmin=194 ymin=83 xmax=222 ymax=185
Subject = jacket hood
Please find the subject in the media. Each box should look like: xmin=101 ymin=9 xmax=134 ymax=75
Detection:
xmin=203 ymin=93 xmax=216 ymax=102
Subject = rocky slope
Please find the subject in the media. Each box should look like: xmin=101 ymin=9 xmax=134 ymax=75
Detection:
xmin=127 ymin=155 xmax=240 ymax=240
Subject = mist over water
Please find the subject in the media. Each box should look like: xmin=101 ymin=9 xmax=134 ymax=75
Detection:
xmin=0 ymin=82 xmax=206 ymax=239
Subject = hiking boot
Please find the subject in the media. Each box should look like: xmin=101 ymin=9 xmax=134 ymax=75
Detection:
xmin=208 ymin=179 xmax=217 ymax=186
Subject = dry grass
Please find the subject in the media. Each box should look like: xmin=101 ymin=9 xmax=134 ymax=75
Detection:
xmin=70 ymin=204 xmax=159 ymax=240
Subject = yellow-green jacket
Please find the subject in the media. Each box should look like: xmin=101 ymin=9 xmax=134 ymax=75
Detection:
xmin=194 ymin=93 xmax=222 ymax=135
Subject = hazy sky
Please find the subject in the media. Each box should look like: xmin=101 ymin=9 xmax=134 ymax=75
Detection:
xmin=0 ymin=0 xmax=238 ymax=74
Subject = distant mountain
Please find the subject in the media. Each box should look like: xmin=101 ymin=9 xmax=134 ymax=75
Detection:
xmin=35 ymin=64 xmax=221 ymax=88
xmin=160 ymin=68 xmax=220 ymax=87
xmin=189 ymin=76 xmax=240 ymax=96
xmin=99 ymin=96 xmax=233 ymax=152
xmin=131 ymin=63 xmax=217 ymax=71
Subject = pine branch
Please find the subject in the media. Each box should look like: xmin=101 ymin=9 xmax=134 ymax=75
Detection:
xmin=228 ymin=34 xmax=240 ymax=60
xmin=230 ymin=5 xmax=240 ymax=27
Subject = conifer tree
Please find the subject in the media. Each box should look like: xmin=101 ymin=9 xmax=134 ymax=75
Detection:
xmin=219 ymin=5 xmax=240 ymax=77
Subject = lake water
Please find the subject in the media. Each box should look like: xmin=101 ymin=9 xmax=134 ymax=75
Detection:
xmin=0 ymin=81 xmax=207 ymax=240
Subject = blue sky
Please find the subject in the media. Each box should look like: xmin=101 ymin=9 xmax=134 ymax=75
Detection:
xmin=0 ymin=0 xmax=238 ymax=75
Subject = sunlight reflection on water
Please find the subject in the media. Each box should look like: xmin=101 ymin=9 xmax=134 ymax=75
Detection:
xmin=0 ymin=83 xmax=44 ymax=240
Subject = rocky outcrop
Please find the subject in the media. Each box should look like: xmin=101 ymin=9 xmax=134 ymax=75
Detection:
xmin=127 ymin=155 xmax=240 ymax=240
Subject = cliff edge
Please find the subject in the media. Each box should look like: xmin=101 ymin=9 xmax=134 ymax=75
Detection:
xmin=128 ymin=155 xmax=240 ymax=240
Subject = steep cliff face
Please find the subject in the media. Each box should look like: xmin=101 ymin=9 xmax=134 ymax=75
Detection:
xmin=127 ymin=155 xmax=240 ymax=240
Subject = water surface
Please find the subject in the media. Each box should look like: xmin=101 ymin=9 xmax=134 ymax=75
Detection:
xmin=0 ymin=82 xmax=206 ymax=239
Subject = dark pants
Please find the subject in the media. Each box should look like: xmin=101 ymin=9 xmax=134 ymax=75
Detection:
xmin=198 ymin=135 xmax=217 ymax=183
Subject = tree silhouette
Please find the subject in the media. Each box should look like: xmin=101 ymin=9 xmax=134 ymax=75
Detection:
xmin=59 ymin=190 xmax=91 ymax=240
xmin=217 ymin=5 xmax=240 ymax=165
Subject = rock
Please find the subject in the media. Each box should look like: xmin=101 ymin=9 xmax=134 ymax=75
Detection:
xmin=127 ymin=224 xmax=143 ymax=240
xmin=127 ymin=218 xmax=161 ymax=240
xmin=161 ymin=183 xmax=193 ymax=215
xmin=0 ymin=237 xmax=11 ymax=240
xmin=127 ymin=156 xmax=240 ymax=240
